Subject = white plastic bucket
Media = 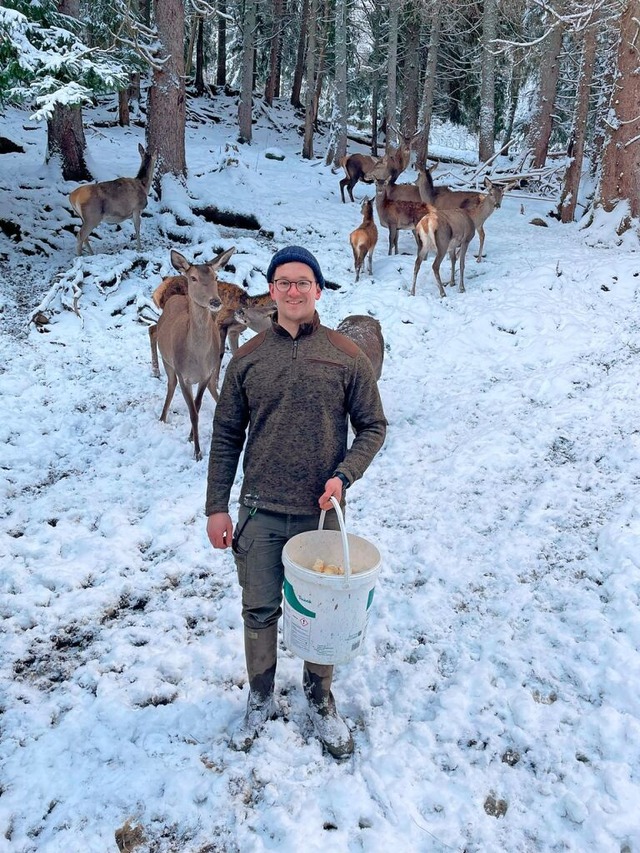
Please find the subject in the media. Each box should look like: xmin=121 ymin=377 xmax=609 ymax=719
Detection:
xmin=282 ymin=497 xmax=381 ymax=665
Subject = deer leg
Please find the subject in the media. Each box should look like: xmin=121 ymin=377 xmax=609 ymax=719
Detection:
xmin=160 ymin=363 xmax=178 ymax=422
xmin=411 ymin=246 xmax=427 ymax=296
xmin=367 ymin=247 xmax=373 ymax=275
xmin=228 ymin=327 xmax=241 ymax=353
xmin=449 ymin=247 xmax=458 ymax=289
xmin=339 ymin=177 xmax=348 ymax=204
xmin=431 ymin=252 xmax=447 ymax=298
xmin=149 ymin=325 xmax=160 ymax=378
xmin=179 ymin=376 xmax=203 ymax=460
xmin=458 ymin=241 xmax=470 ymax=292
xmin=76 ymin=223 xmax=95 ymax=256
xmin=475 ymin=226 xmax=485 ymax=262
xmin=132 ymin=210 xmax=142 ymax=251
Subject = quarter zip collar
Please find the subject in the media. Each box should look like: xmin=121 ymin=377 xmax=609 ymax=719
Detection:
xmin=272 ymin=311 xmax=320 ymax=340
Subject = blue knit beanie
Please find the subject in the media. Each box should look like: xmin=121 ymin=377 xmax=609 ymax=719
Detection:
xmin=266 ymin=245 xmax=325 ymax=289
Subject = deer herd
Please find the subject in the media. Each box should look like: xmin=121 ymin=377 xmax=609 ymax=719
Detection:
xmin=66 ymin=128 xmax=511 ymax=458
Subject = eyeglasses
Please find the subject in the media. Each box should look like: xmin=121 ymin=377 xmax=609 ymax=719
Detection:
xmin=273 ymin=279 xmax=315 ymax=293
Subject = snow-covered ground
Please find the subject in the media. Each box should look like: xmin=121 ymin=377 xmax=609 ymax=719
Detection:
xmin=1 ymin=95 xmax=640 ymax=852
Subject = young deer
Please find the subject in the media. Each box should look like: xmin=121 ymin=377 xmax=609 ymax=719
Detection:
xmin=336 ymin=315 xmax=385 ymax=380
xmin=69 ymin=143 xmax=156 ymax=255
xmin=411 ymin=206 xmax=475 ymax=298
xmin=417 ymin=168 xmax=507 ymax=262
xmin=349 ymin=198 xmax=378 ymax=281
xmin=156 ymin=247 xmax=235 ymax=461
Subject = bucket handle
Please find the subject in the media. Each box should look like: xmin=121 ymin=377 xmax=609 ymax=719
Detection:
xmin=318 ymin=496 xmax=351 ymax=586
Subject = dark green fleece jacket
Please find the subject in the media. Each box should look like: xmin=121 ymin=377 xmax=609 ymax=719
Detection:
xmin=205 ymin=312 xmax=387 ymax=515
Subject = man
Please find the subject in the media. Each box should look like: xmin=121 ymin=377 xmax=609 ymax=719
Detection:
xmin=205 ymin=245 xmax=386 ymax=758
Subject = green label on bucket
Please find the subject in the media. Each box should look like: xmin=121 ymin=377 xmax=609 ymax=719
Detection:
xmin=284 ymin=578 xmax=316 ymax=618
xmin=367 ymin=588 xmax=375 ymax=610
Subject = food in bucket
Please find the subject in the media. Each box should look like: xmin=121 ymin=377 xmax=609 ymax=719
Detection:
xmin=312 ymin=558 xmax=344 ymax=576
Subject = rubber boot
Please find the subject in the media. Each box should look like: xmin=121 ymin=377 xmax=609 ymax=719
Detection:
xmin=303 ymin=662 xmax=354 ymax=759
xmin=230 ymin=624 xmax=278 ymax=751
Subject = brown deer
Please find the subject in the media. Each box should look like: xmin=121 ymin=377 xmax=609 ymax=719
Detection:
xmin=374 ymin=126 xmax=421 ymax=184
xmin=69 ymin=143 xmax=156 ymax=255
xmin=417 ymin=168 xmax=508 ymax=261
xmin=373 ymin=175 xmax=430 ymax=255
xmin=349 ymin=198 xmax=378 ymax=281
xmin=156 ymin=247 xmax=235 ymax=461
xmin=411 ymin=206 xmax=475 ymax=298
xmin=339 ymin=154 xmax=381 ymax=204
xmin=149 ymin=277 xmax=275 ymax=376
xmin=336 ymin=315 xmax=385 ymax=380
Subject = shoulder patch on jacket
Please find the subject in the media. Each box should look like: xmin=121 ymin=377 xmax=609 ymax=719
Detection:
xmin=234 ymin=329 xmax=268 ymax=358
xmin=326 ymin=328 xmax=361 ymax=359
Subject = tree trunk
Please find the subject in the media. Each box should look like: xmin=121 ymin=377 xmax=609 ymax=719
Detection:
xmin=118 ymin=89 xmax=130 ymax=127
xmin=478 ymin=0 xmax=497 ymax=163
xmin=501 ymin=49 xmax=524 ymax=157
xmin=528 ymin=16 xmax=564 ymax=168
xmin=416 ymin=4 xmax=441 ymax=168
xmin=559 ymin=19 xmax=598 ymax=223
xmin=400 ymin=0 xmax=420 ymax=137
xmin=265 ymin=0 xmax=284 ymax=105
xmin=147 ymin=0 xmax=187 ymax=195
xmin=47 ymin=104 xmax=91 ymax=181
xmin=291 ymin=0 xmax=309 ymax=109
xmin=302 ymin=0 xmax=319 ymax=158
xmin=598 ymin=0 xmax=640 ymax=224
xmin=216 ymin=0 xmax=227 ymax=87
xmin=46 ymin=0 xmax=90 ymax=181
xmin=238 ymin=0 xmax=257 ymax=142
xmin=195 ymin=17 xmax=205 ymax=95
xmin=331 ymin=0 xmax=348 ymax=165
xmin=385 ymin=0 xmax=400 ymax=150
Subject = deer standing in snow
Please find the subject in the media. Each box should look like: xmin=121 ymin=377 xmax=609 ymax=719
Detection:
xmin=349 ymin=198 xmax=378 ymax=281
xmin=411 ymin=206 xmax=475 ymax=298
xmin=69 ymin=143 xmax=156 ymax=255
xmin=155 ymin=247 xmax=235 ymax=461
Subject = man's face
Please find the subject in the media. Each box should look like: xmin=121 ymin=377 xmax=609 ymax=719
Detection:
xmin=269 ymin=261 xmax=321 ymax=325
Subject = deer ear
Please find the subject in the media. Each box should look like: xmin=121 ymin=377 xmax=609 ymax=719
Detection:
xmin=138 ymin=142 xmax=145 ymax=158
xmin=212 ymin=246 xmax=236 ymax=270
xmin=171 ymin=250 xmax=189 ymax=273
xmin=484 ymin=176 xmax=492 ymax=189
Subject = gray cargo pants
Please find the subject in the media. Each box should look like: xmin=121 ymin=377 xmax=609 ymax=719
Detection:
xmin=232 ymin=505 xmax=340 ymax=631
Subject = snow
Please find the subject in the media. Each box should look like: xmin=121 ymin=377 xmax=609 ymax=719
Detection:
xmin=1 ymin=95 xmax=640 ymax=853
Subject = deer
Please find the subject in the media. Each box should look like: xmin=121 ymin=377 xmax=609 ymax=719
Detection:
xmin=339 ymin=154 xmax=381 ymax=204
xmin=69 ymin=143 xmax=156 ymax=255
xmin=349 ymin=198 xmax=378 ymax=281
xmin=416 ymin=167 xmax=508 ymax=262
xmin=411 ymin=205 xmax=475 ymax=298
xmin=155 ymin=246 xmax=235 ymax=461
xmin=336 ymin=315 xmax=385 ymax=380
xmin=373 ymin=175 xmax=431 ymax=255
xmin=375 ymin=126 xmax=421 ymax=184
xmin=149 ymin=276 xmax=275 ymax=377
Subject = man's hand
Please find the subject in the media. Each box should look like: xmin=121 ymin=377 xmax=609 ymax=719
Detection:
xmin=207 ymin=512 xmax=234 ymax=549
xmin=319 ymin=476 xmax=343 ymax=511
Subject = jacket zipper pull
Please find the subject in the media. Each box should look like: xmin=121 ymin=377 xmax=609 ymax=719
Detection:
xmin=292 ymin=339 xmax=298 ymax=359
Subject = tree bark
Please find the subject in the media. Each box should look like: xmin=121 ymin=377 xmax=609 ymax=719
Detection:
xmin=528 ymin=15 xmax=564 ymax=168
xmin=47 ymin=104 xmax=91 ymax=181
xmin=560 ymin=19 xmax=598 ymax=223
xmin=265 ymin=0 xmax=284 ymax=105
xmin=598 ymin=0 xmax=640 ymax=224
xmin=401 ymin=0 xmax=420 ymax=137
xmin=291 ymin=0 xmax=309 ymax=109
xmin=238 ymin=0 xmax=257 ymax=142
xmin=331 ymin=0 xmax=348 ymax=165
xmin=147 ymin=0 xmax=187 ymax=195
xmin=195 ymin=17 xmax=205 ymax=95
xmin=416 ymin=3 xmax=441 ymax=168
xmin=385 ymin=0 xmax=400 ymax=150
xmin=216 ymin=0 xmax=227 ymax=87
xmin=46 ymin=0 xmax=90 ymax=181
xmin=302 ymin=0 xmax=319 ymax=158
xmin=478 ymin=0 xmax=497 ymax=163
